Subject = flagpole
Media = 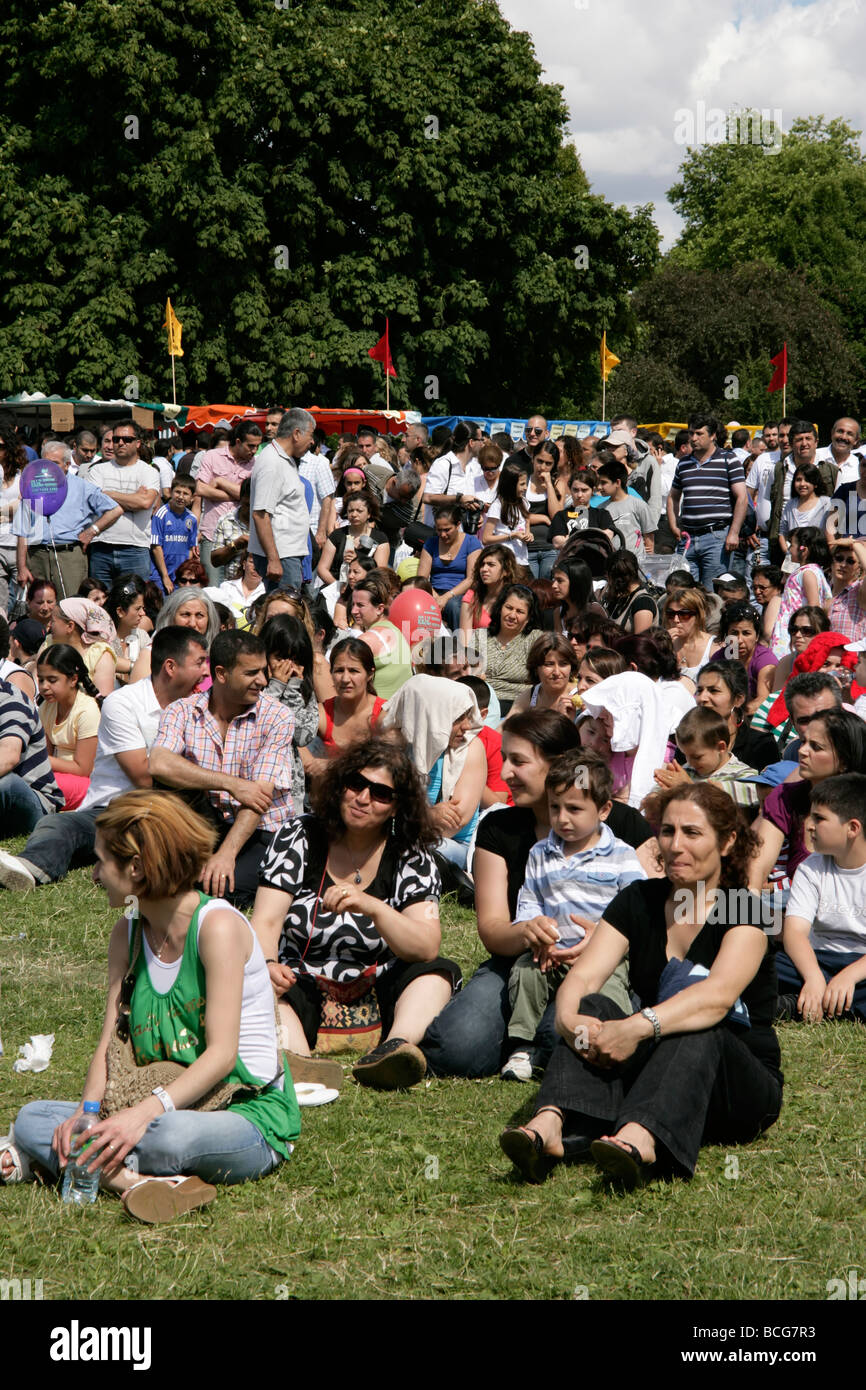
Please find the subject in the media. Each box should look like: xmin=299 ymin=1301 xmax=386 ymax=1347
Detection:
xmin=171 ymin=353 xmax=177 ymax=408
xmin=602 ymin=376 xmax=606 ymax=424
xmin=385 ymin=318 xmax=390 ymax=412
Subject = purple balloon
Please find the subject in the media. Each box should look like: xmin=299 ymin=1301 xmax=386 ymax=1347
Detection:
xmin=19 ymin=460 xmax=68 ymax=517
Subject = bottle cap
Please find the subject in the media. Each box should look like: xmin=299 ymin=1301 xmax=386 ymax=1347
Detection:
xmin=82 ymin=1101 xmax=100 ymax=1113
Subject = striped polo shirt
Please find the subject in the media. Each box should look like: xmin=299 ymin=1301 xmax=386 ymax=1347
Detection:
xmin=671 ymin=449 xmax=745 ymax=529
xmin=514 ymin=821 xmax=646 ymax=946
xmin=0 ymin=677 xmax=63 ymax=812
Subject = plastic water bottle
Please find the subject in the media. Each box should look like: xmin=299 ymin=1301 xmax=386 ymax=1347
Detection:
xmin=61 ymin=1101 xmax=101 ymax=1205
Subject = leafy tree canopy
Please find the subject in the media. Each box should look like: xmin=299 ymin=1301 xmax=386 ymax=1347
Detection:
xmin=0 ymin=0 xmax=658 ymax=414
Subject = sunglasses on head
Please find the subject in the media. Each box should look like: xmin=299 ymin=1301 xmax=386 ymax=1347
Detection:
xmin=343 ymin=770 xmax=395 ymax=804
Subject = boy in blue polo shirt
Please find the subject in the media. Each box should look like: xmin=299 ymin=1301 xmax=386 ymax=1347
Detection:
xmin=150 ymin=474 xmax=198 ymax=592
xmin=502 ymin=748 xmax=645 ymax=1081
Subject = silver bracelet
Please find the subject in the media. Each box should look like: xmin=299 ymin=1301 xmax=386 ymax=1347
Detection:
xmin=640 ymin=1006 xmax=662 ymax=1042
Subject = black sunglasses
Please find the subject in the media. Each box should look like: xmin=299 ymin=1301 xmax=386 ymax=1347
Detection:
xmin=343 ymin=770 xmax=395 ymax=805
xmin=114 ymin=435 xmax=137 ymax=444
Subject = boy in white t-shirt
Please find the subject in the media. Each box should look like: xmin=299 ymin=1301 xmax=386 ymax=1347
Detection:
xmin=778 ymin=772 xmax=866 ymax=1022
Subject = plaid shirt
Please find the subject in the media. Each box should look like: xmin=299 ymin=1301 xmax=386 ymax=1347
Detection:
xmin=154 ymin=692 xmax=295 ymax=830
xmin=829 ymin=582 xmax=866 ymax=642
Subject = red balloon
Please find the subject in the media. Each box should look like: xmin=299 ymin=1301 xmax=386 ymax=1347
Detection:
xmin=388 ymin=588 xmax=442 ymax=644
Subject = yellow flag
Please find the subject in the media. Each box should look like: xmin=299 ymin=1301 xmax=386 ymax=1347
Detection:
xmin=163 ymin=298 xmax=184 ymax=358
xmin=601 ymin=331 xmax=620 ymax=383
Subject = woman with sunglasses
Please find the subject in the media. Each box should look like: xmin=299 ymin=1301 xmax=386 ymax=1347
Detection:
xmin=105 ymin=574 xmax=150 ymax=686
xmin=828 ymin=538 xmax=866 ymax=642
xmin=750 ymin=565 xmax=784 ymax=647
xmin=251 ymin=739 xmax=460 ymax=1092
xmin=663 ymin=588 xmax=715 ymax=687
xmin=4 ymin=790 xmax=300 ymax=1219
xmin=174 ymin=557 xmax=209 ymax=588
xmin=768 ymin=605 xmax=830 ymax=694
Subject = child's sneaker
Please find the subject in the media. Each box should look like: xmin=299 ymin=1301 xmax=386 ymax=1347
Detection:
xmin=501 ymin=1049 xmax=536 ymax=1082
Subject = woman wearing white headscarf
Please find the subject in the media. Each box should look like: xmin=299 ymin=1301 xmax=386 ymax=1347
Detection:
xmin=579 ymin=671 xmax=675 ymax=811
xmin=380 ymin=674 xmax=486 ymax=871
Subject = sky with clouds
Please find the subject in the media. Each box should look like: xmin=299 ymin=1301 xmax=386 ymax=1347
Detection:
xmin=498 ymin=0 xmax=866 ymax=248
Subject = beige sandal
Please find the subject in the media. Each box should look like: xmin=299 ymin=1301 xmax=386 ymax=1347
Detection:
xmin=121 ymin=1175 xmax=216 ymax=1223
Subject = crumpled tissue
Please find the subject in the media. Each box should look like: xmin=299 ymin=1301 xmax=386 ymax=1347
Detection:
xmin=13 ymin=1033 xmax=55 ymax=1073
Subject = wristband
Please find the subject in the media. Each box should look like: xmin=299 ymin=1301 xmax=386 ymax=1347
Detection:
xmin=152 ymin=1085 xmax=175 ymax=1112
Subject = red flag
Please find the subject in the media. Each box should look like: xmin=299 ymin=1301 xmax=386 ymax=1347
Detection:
xmin=767 ymin=342 xmax=787 ymax=394
xmin=368 ymin=320 xmax=396 ymax=378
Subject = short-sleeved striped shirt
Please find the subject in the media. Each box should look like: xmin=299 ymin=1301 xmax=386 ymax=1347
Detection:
xmin=0 ymin=677 xmax=63 ymax=811
xmin=671 ymin=449 xmax=746 ymax=529
xmin=514 ymin=822 xmax=646 ymax=945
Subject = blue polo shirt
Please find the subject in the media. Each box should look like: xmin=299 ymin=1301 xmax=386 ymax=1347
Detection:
xmin=150 ymin=503 xmax=198 ymax=588
xmin=12 ymin=473 xmax=117 ymax=546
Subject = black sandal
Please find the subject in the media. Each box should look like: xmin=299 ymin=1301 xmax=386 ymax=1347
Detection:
xmin=590 ymin=1138 xmax=656 ymax=1189
xmin=499 ymin=1107 xmax=564 ymax=1185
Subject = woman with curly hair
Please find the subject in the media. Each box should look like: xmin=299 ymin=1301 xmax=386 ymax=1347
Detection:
xmin=499 ymin=781 xmax=782 ymax=1188
xmin=0 ymin=418 xmax=27 ymax=616
xmin=459 ymin=542 xmax=519 ymax=634
xmin=250 ymin=738 xmax=461 ymax=1092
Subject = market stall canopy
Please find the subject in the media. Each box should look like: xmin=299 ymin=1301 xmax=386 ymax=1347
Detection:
xmin=181 ymin=404 xmax=420 ymax=436
xmin=1 ymin=392 xmax=186 ymax=428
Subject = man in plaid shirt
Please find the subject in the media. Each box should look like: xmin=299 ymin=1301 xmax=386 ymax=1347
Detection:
xmin=150 ymin=629 xmax=295 ymax=906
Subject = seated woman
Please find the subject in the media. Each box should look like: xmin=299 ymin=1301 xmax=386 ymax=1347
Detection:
xmin=579 ymin=671 xmax=675 ymax=809
xmin=260 ymin=614 xmax=320 ymax=811
xmin=416 ymin=503 xmax=482 ymax=631
xmin=420 ymin=711 xmax=659 ymax=1080
xmin=765 ymin=605 xmax=832 ymax=699
xmin=317 ymin=638 xmax=387 ymax=757
xmin=251 ymin=739 xmax=460 ymax=1092
xmin=352 ymin=569 xmax=413 ymax=699
xmin=551 ymin=556 xmax=595 ymax=637
xmin=712 ymin=602 xmax=778 ymax=713
xmin=333 ymin=552 xmax=379 ymax=629
xmin=483 ymin=583 xmax=542 ymax=716
xmin=601 ymin=552 xmax=658 ymax=635
xmin=510 ymin=633 xmax=581 ymax=720
xmin=47 ymin=597 xmax=118 ymax=697
xmin=316 ymin=492 xmax=389 ymax=587
xmin=174 ymin=557 xmax=210 ymax=589
xmin=664 ymin=587 xmax=715 ymax=688
xmin=252 ymin=588 xmax=335 ymax=701
xmin=36 ymin=644 xmax=100 ymax=809
xmin=21 ymin=577 xmax=57 ymax=634
xmin=105 ymin=574 xmax=150 ymax=686
xmin=748 ymin=709 xmax=866 ymax=895
xmin=693 ymin=659 xmax=779 ymax=772
xmin=750 ymin=565 xmax=784 ymax=648
xmin=5 ymin=791 xmax=299 ymax=1220
xmin=499 ymin=782 xmax=781 ymax=1188
xmin=331 ymin=464 xmax=369 ymax=523
xmin=379 ymin=674 xmax=487 ymax=871
xmin=129 ymin=587 xmax=220 ymax=688
xmin=216 ymin=549 xmax=265 ymax=628
xmin=459 ymin=542 xmax=520 ymax=635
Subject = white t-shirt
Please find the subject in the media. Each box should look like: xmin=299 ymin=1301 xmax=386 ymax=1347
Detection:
xmin=88 ymin=459 xmax=162 ymax=548
xmin=151 ymin=455 xmax=176 ymax=493
xmin=787 ymin=852 xmax=866 ymax=955
xmin=0 ymin=473 xmax=21 ymax=546
xmin=484 ymin=498 xmax=529 ymax=565
xmin=249 ymin=441 xmax=310 ymax=560
xmin=746 ymin=455 xmax=777 ymax=530
xmin=779 ymin=495 xmax=835 ymax=538
xmin=80 ymin=678 xmax=163 ymax=809
xmin=423 ymin=451 xmax=472 ymax=526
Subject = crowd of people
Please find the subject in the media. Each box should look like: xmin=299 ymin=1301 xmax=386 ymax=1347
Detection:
xmin=1 ymin=405 xmax=865 ymax=1219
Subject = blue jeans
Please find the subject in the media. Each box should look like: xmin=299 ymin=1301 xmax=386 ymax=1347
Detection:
xmin=775 ymin=947 xmax=866 ymax=1022
xmin=87 ymin=544 xmax=151 ymax=584
xmin=527 ymin=548 xmax=557 ymax=580
xmin=0 ymin=773 xmax=49 ymax=834
xmin=421 ymin=954 xmax=557 ymax=1077
xmin=252 ymin=553 xmax=304 ymax=593
xmin=13 ymin=1100 xmax=285 ymax=1185
xmin=442 ymin=595 xmax=464 ymax=631
xmin=436 ymin=836 xmax=471 ymax=871
xmin=677 ymin=529 xmax=746 ymax=586
xmin=16 ymin=804 xmax=103 ymax=882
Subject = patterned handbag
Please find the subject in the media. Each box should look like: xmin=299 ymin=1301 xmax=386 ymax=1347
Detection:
xmin=314 ymin=970 xmax=382 ymax=1055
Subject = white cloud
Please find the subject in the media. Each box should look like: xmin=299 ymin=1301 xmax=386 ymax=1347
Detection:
xmin=499 ymin=0 xmax=866 ymax=247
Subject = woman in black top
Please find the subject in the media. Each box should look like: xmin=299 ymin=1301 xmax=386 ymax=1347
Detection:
xmin=694 ymin=659 xmax=779 ymax=771
xmin=500 ymin=782 xmax=782 ymax=1187
xmin=601 ymin=551 xmax=658 ymax=635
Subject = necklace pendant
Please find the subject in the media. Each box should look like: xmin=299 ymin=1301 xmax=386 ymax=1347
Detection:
xmin=354 ymin=871 xmax=362 ymax=884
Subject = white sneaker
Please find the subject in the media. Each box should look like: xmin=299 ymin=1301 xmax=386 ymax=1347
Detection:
xmin=0 ymin=849 xmax=37 ymax=893
xmin=501 ymin=1050 xmax=535 ymax=1082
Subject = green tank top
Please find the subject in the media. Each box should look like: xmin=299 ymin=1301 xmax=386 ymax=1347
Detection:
xmin=129 ymin=893 xmax=300 ymax=1158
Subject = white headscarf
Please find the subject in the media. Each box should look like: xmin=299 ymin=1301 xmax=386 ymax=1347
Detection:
xmin=379 ymin=673 xmax=482 ymax=801
xmin=581 ymin=670 xmax=672 ymax=810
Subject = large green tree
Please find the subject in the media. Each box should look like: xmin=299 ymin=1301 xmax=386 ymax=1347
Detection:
xmin=0 ymin=0 xmax=657 ymax=414
xmin=603 ymin=262 xmax=861 ymax=426
xmin=667 ymin=115 xmax=866 ymax=371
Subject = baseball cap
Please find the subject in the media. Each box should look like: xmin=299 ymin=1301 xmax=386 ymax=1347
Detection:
xmin=604 ymin=430 xmax=633 ymax=449
xmin=844 ymin=639 xmax=866 ymax=653
xmin=10 ymin=618 xmax=46 ymax=655
xmin=743 ymin=760 xmax=798 ymax=788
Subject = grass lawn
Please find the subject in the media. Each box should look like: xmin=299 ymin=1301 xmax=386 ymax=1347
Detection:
xmin=1 ymin=857 xmax=864 ymax=1302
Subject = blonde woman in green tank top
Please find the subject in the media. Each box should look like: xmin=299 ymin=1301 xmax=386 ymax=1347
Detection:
xmin=6 ymin=791 xmax=299 ymax=1223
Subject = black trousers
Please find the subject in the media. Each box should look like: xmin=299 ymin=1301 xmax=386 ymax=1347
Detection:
xmin=155 ymin=783 xmax=272 ymax=909
xmin=533 ymin=994 xmax=783 ymax=1177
